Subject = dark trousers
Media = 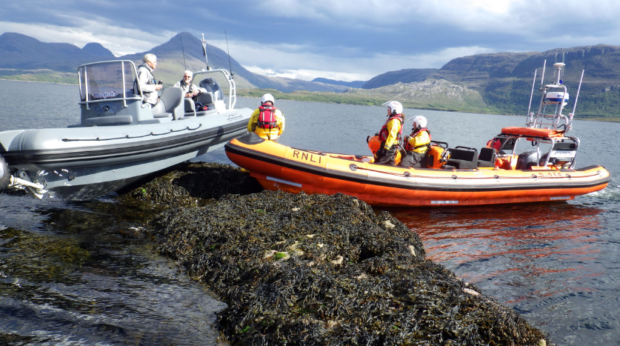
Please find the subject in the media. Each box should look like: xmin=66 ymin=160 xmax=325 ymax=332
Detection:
xmin=399 ymin=151 xmax=427 ymax=168
xmin=375 ymin=145 xmax=398 ymax=165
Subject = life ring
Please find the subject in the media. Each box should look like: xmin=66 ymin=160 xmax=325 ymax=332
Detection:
xmin=0 ymin=154 xmax=10 ymax=190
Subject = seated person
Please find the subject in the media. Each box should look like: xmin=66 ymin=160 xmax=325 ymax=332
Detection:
xmin=400 ymin=115 xmax=431 ymax=168
xmin=173 ymin=70 xmax=206 ymax=99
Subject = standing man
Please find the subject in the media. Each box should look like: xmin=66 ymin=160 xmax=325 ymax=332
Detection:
xmin=136 ymin=53 xmax=162 ymax=107
xmin=374 ymin=100 xmax=404 ymax=165
xmin=247 ymin=93 xmax=285 ymax=141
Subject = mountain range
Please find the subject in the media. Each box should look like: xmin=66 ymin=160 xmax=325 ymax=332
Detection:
xmin=311 ymin=78 xmax=366 ymax=88
xmin=0 ymin=32 xmax=347 ymax=93
xmin=1 ymin=31 xmax=620 ymax=118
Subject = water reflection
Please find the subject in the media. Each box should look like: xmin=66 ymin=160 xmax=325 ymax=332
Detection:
xmin=390 ymin=203 xmax=604 ymax=296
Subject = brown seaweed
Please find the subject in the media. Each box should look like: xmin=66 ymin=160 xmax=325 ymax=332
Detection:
xmin=117 ymin=162 xmax=552 ymax=346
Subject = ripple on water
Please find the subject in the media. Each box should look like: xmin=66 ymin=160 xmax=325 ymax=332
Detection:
xmin=0 ymin=198 xmax=228 ymax=345
xmin=390 ymin=201 xmax=620 ymax=346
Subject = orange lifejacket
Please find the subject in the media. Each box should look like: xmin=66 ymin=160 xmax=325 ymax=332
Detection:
xmin=378 ymin=114 xmax=403 ymax=143
xmin=404 ymin=128 xmax=431 ymax=152
xmin=257 ymin=105 xmax=279 ymax=130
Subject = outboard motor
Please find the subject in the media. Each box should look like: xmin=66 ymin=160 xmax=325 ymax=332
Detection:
xmin=0 ymin=154 xmax=10 ymax=190
xmin=199 ymin=78 xmax=224 ymax=101
xmin=516 ymin=151 xmax=539 ymax=170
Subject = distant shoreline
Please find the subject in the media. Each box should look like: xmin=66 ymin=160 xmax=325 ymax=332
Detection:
xmin=1 ymin=77 xmax=617 ymax=122
xmin=238 ymin=88 xmax=620 ymax=123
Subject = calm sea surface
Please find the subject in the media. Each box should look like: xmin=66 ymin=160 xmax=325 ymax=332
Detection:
xmin=1 ymin=79 xmax=619 ymax=345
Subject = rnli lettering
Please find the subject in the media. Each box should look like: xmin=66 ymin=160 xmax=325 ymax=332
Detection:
xmin=292 ymin=150 xmax=322 ymax=164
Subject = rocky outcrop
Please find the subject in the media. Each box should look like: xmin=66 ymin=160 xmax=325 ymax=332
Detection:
xmin=118 ymin=162 xmax=551 ymax=345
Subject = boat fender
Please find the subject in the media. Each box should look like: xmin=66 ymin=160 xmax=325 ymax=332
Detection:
xmin=0 ymin=154 xmax=10 ymax=190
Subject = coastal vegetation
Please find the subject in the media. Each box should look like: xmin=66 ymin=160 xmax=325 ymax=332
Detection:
xmin=238 ymin=80 xmax=493 ymax=114
xmin=0 ymin=69 xmax=75 ymax=84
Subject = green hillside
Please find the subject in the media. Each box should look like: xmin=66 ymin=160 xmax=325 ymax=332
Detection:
xmin=240 ymin=79 xmax=492 ymax=113
xmin=365 ymin=45 xmax=620 ymax=119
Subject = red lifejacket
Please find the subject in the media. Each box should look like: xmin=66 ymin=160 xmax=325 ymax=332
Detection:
xmin=404 ymin=128 xmax=431 ymax=152
xmin=257 ymin=105 xmax=279 ymax=130
xmin=486 ymin=138 xmax=502 ymax=151
xmin=378 ymin=114 xmax=404 ymax=143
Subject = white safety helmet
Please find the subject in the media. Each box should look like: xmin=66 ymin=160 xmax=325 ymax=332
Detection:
xmin=382 ymin=100 xmax=403 ymax=115
xmin=260 ymin=93 xmax=275 ymax=105
xmin=412 ymin=115 xmax=428 ymax=130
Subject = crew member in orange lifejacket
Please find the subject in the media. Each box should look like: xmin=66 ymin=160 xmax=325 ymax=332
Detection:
xmin=247 ymin=93 xmax=285 ymax=141
xmin=374 ymin=100 xmax=404 ymax=165
xmin=400 ymin=115 xmax=431 ymax=168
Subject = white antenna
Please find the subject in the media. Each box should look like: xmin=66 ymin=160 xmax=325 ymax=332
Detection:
xmin=526 ymin=69 xmax=537 ymax=126
xmin=569 ymin=70 xmax=585 ymax=131
xmin=540 ymin=60 xmax=546 ymax=89
xmin=201 ymin=33 xmax=211 ymax=71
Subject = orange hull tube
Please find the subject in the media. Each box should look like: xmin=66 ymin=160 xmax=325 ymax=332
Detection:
xmin=225 ymin=135 xmax=610 ymax=207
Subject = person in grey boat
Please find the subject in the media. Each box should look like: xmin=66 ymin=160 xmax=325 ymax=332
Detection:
xmin=136 ymin=53 xmax=163 ymax=106
xmin=173 ymin=70 xmax=206 ymax=99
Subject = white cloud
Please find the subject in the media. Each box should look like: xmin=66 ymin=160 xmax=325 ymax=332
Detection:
xmin=260 ymin=0 xmax=620 ymax=38
xmin=241 ymin=44 xmax=496 ymax=81
xmin=0 ymin=20 xmax=174 ymax=56
xmin=245 ymin=66 xmax=372 ymax=81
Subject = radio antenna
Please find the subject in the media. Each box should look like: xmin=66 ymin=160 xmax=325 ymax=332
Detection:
xmin=201 ymin=33 xmax=210 ymax=70
xmin=225 ymin=29 xmax=234 ymax=77
xmin=180 ymin=34 xmax=187 ymax=70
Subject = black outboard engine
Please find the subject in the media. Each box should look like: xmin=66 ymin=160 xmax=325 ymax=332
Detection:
xmin=0 ymin=154 xmax=10 ymax=190
xmin=516 ymin=150 xmax=539 ymax=170
xmin=198 ymin=78 xmax=224 ymax=101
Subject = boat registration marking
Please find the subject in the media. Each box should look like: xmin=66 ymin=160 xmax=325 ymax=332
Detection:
xmin=550 ymin=196 xmax=570 ymax=200
xmin=225 ymin=113 xmax=243 ymax=121
xmin=550 ymin=150 xmax=576 ymax=158
xmin=431 ymin=200 xmax=459 ymax=205
xmin=267 ymin=176 xmax=302 ymax=188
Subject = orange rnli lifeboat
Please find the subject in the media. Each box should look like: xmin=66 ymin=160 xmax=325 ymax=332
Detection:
xmin=225 ymin=60 xmax=611 ymax=207
xmin=225 ymin=131 xmax=610 ymax=207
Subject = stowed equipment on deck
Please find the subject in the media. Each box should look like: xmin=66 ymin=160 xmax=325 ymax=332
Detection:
xmin=423 ymin=61 xmax=586 ymax=173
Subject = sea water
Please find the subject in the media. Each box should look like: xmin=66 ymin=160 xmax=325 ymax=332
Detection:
xmin=1 ymin=79 xmax=620 ymax=345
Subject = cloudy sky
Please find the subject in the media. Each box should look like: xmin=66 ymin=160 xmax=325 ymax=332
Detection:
xmin=1 ymin=0 xmax=618 ymax=81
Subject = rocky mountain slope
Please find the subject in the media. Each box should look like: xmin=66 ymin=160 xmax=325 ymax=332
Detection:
xmin=0 ymin=32 xmax=347 ymax=93
xmin=347 ymin=79 xmax=488 ymax=113
xmin=364 ymin=46 xmax=620 ymax=118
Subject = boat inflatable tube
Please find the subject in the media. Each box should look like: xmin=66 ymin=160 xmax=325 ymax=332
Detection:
xmin=0 ymin=154 xmax=10 ymax=190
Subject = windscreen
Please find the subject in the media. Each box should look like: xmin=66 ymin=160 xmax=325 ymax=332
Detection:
xmin=79 ymin=62 xmax=137 ymax=101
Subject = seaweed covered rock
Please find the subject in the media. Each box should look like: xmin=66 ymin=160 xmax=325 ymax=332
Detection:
xmin=150 ymin=190 xmax=549 ymax=345
xmin=120 ymin=162 xmax=263 ymax=207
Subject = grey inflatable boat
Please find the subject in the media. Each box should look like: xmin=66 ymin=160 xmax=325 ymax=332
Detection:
xmin=0 ymin=60 xmax=251 ymax=199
